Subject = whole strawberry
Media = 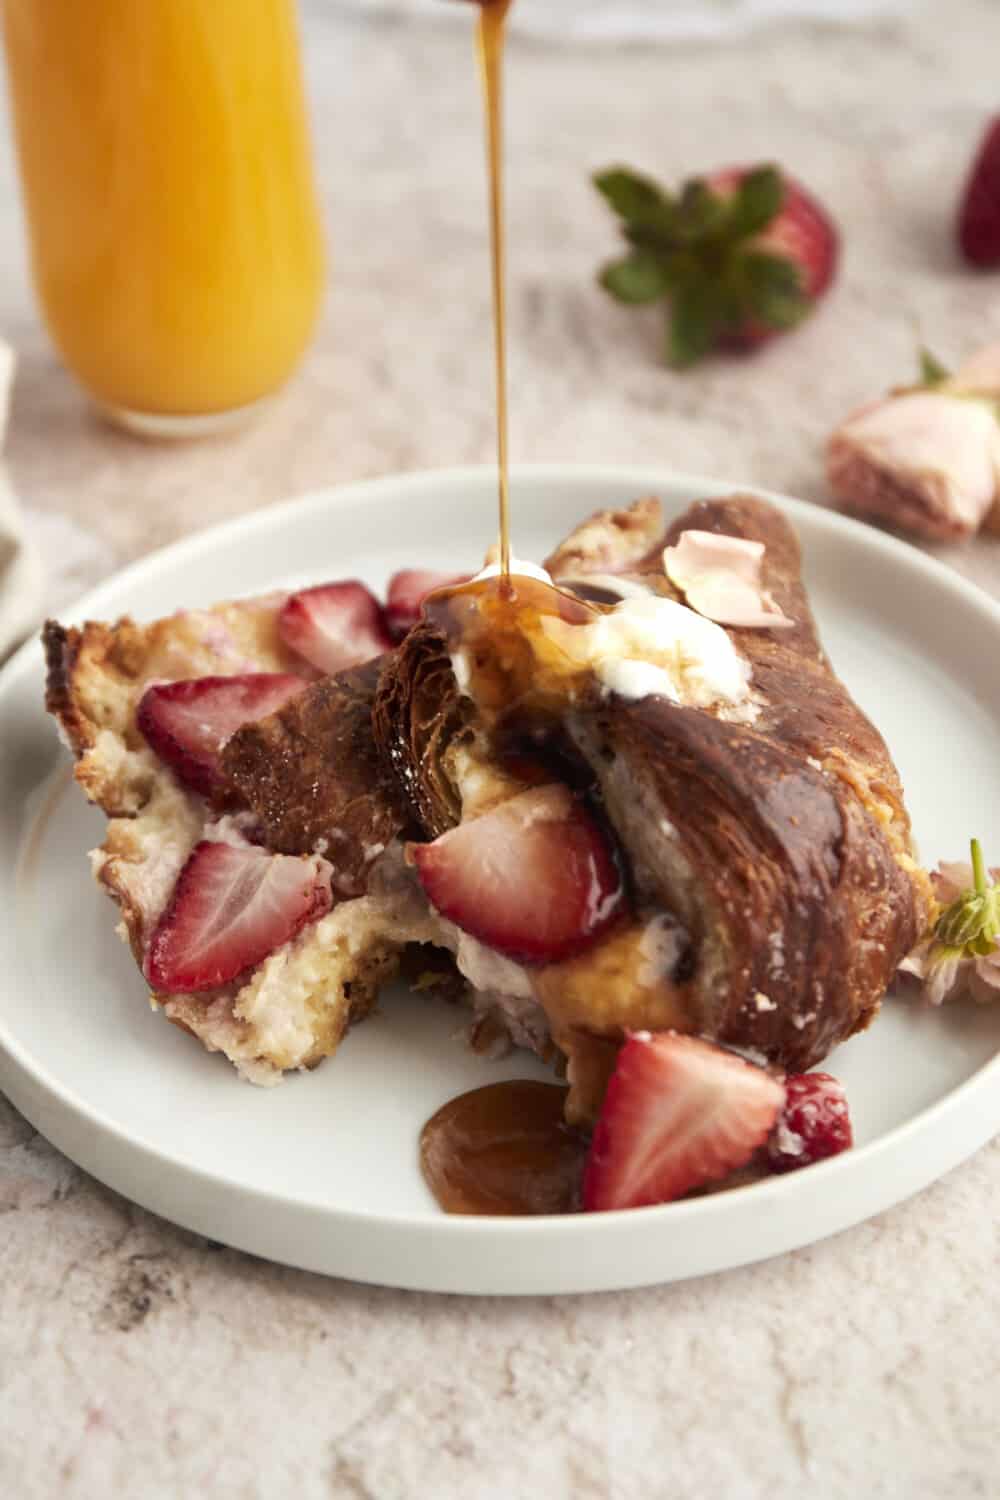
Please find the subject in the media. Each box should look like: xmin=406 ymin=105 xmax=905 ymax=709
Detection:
xmin=594 ymin=162 xmax=838 ymax=366
xmin=958 ymin=116 xmax=1000 ymax=268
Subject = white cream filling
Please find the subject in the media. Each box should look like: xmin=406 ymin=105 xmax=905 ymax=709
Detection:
xmin=451 ymin=648 xmax=472 ymax=694
xmin=599 ymin=659 xmax=681 ymax=703
xmin=555 ymin=595 xmax=754 ymax=713
xmin=453 ymin=582 xmax=755 ymax=716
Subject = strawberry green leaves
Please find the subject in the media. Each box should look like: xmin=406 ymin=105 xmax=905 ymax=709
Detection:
xmin=594 ymin=163 xmax=837 ymax=367
xmin=594 ymin=166 xmax=678 ymax=234
xmin=668 ymin=277 xmax=727 ymax=368
xmin=725 ymin=165 xmax=785 ymax=239
xmin=599 ymin=251 xmax=671 ymax=305
xmin=741 ymin=252 xmax=807 ymax=330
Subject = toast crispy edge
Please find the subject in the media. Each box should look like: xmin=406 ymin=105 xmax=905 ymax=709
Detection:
xmin=42 ymin=597 xmax=423 ymax=1084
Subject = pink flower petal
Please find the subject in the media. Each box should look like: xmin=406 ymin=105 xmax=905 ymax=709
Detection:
xmin=930 ymin=859 xmax=1000 ymax=906
xmin=973 ymin=953 xmax=1000 ymax=990
xmin=925 ymin=952 xmax=966 ymax=1007
xmin=899 ymin=937 xmax=975 ymax=1005
xmin=932 ymin=861 xmax=975 ymax=905
xmin=664 ymin=530 xmax=765 ymax=584
xmin=683 ymin=575 xmax=794 ymax=630
xmin=949 ymin=341 xmax=1000 ymax=396
xmin=900 ymin=844 xmax=1000 ymax=1005
xmin=662 ymin=530 xmax=794 ymax=631
xmin=898 ymin=943 xmax=931 ymax=981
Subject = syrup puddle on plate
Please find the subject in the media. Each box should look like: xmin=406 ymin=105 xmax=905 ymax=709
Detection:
xmin=420 ymin=1080 xmax=585 ymax=1215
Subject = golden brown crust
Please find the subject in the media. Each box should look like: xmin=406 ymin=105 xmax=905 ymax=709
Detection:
xmin=583 ymin=496 xmax=926 ymax=1067
xmin=43 ymin=620 xmax=85 ymax=747
xmin=43 ymin=595 xmax=302 ymax=814
xmin=161 ymin=933 xmax=400 ymax=1071
xmin=572 ymin=697 xmax=916 ymax=1070
xmin=41 ymin=593 xmax=407 ymax=1085
xmin=544 ymin=496 xmax=665 ymax=578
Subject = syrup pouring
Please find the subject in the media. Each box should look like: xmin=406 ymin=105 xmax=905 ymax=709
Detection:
xmin=417 ymin=0 xmax=588 ymax=1215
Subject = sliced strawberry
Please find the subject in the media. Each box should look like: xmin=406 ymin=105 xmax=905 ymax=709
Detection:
xmin=409 ymin=784 xmax=624 ymax=964
xmin=278 ymin=582 xmax=392 ymax=676
xmin=385 ymin=569 xmax=470 ymax=642
xmin=767 ymin=1071 xmax=852 ymax=1173
xmin=582 ymin=1032 xmax=786 ymax=1211
xmin=144 ymin=840 xmax=332 ymax=993
xmin=137 ymin=673 xmax=308 ymax=797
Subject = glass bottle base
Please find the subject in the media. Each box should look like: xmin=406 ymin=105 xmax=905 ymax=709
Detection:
xmin=98 ymin=394 xmax=274 ymax=441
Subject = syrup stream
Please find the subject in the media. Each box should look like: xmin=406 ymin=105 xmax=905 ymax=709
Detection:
xmin=476 ymin=0 xmax=513 ymax=582
xmin=418 ymin=1 xmax=600 ymax=1218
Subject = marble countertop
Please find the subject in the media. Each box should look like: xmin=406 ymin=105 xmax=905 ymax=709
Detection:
xmin=3 ymin=2 xmax=1000 ymax=1496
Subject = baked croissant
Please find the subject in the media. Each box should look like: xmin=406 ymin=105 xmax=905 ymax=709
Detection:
xmin=373 ymin=494 xmax=929 ymax=1118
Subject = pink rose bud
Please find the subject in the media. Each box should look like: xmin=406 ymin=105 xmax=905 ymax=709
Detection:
xmin=827 ymin=389 xmax=1000 ymax=541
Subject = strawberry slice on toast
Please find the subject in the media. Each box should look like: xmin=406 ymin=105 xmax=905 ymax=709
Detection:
xmin=279 ymin=581 xmax=392 ymax=676
xmin=144 ymin=840 xmax=334 ymax=992
xmin=409 ymin=784 xmax=624 ymax=964
xmin=137 ymin=673 xmax=308 ymax=797
xmin=385 ymin=569 xmax=471 ymax=642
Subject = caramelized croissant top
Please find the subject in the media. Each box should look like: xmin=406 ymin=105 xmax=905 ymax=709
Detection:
xmin=221 ymin=660 xmax=415 ymax=896
xmin=374 ymin=494 xmax=929 ymax=1076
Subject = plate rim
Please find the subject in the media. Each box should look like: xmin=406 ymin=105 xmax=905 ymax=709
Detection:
xmin=3 ymin=462 xmax=998 ymax=1293
xmin=8 ymin=459 xmax=988 ymax=635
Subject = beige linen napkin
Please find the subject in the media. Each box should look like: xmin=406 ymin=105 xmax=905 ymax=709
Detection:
xmin=0 ymin=342 xmax=43 ymax=658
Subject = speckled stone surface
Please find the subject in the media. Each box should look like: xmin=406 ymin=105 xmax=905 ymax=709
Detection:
xmin=2 ymin=3 xmax=1000 ymax=1496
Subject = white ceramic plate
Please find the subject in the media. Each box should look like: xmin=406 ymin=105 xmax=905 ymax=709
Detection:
xmin=2 ymin=466 xmax=999 ymax=1296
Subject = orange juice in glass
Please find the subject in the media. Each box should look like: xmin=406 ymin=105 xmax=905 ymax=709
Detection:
xmin=1 ymin=0 xmax=325 ymax=436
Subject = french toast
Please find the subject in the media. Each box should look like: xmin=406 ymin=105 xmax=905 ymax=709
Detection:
xmin=45 ymin=496 xmax=929 ymax=1119
xmin=44 ymin=591 xmax=437 ymax=1082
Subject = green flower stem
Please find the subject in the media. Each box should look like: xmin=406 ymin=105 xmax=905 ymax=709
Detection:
xmin=971 ymin=837 xmax=987 ymax=895
xmin=933 ymin=837 xmax=1000 ymax=955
